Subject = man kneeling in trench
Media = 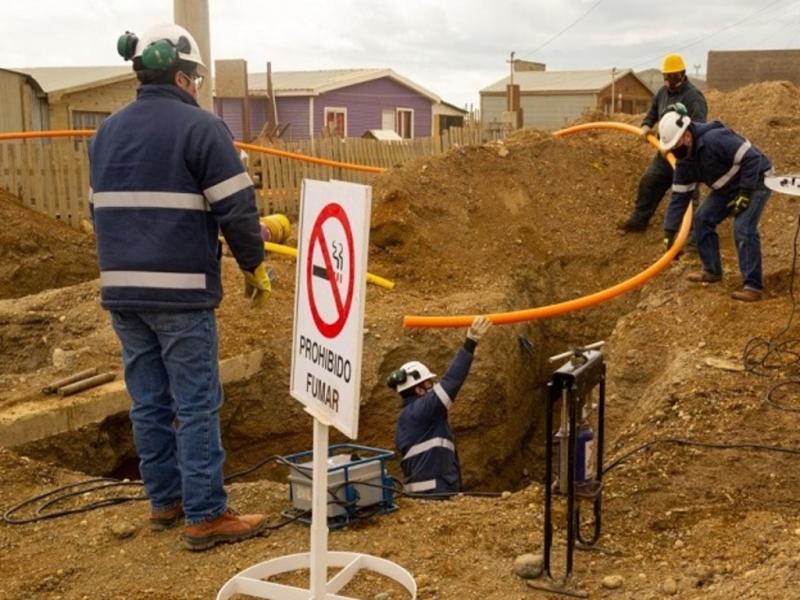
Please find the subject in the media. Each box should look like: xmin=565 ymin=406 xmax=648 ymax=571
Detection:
xmin=387 ymin=316 xmax=492 ymax=497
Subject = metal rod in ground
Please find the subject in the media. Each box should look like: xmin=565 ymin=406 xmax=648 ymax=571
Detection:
xmin=42 ymin=368 xmax=98 ymax=394
xmin=57 ymin=372 xmax=115 ymax=397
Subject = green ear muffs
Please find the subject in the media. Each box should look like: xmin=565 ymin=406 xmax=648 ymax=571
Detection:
xmin=117 ymin=31 xmax=138 ymax=61
xmin=118 ymin=32 xmax=192 ymax=70
xmin=141 ymin=39 xmax=179 ymax=70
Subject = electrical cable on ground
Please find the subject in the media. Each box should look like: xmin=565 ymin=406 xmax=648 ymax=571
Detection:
xmin=3 ymin=455 xmax=329 ymax=526
xmin=603 ymin=437 xmax=800 ymax=475
xmin=742 ymin=212 xmax=800 ymax=412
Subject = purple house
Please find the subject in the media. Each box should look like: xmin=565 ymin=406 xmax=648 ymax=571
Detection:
xmin=215 ymin=68 xmax=440 ymax=141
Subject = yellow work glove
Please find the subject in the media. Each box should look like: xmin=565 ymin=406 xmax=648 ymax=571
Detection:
xmin=243 ymin=263 xmax=271 ymax=309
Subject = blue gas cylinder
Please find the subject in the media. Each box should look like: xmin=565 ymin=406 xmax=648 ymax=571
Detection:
xmin=575 ymin=422 xmax=594 ymax=483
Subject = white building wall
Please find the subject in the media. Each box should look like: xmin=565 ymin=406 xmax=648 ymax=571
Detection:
xmin=481 ymin=92 xmax=599 ymax=131
xmin=520 ymin=93 xmax=597 ymax=130
xmin=479 ymin=94 xmax=507 ymax=129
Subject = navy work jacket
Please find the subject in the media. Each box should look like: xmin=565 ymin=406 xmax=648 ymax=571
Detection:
xmin=394 ymin=344 xmax=475 ymax=496
xmin=89 ymin=84 xmax=264 ymax=311
xmin=664 ymin=121 xmax=772 ymax=232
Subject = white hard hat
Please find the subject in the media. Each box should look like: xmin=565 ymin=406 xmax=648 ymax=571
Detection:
xmin=658 ymin=111 xmax=691 ymax=152
xmin=392 ymin=360 xmax=436 ymax=393
xmin=136 ymin=23 xmax=206 ymax=71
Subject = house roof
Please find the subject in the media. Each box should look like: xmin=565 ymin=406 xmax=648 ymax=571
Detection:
xmin=245 ymin=68 xmax=441 ymax=102
xmin=434 ymin=100 xmax=468 ymax=116
xmin=0 ymin=68 xmax=46 ymax=96
xmin=13 ymin=66 xmax=133 ymax=95
xmin=480 ymin=68 xmax=648 ymax=95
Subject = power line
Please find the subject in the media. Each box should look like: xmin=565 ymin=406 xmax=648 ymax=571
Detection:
xmin=520 ymin=0 xmax=606 ymax=60
xmin=631 ymin=0 xmax=793 ymax=68
xmin=752 ymin=5 xmax=800 ymax=48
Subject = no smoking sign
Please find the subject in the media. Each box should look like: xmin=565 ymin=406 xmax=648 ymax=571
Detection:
xmin=291 ymin=179 xmax=372 ymax=439
xmin=306 ymin=203 xmax=355 ymax=339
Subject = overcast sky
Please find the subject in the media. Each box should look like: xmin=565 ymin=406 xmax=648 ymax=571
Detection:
xmin=2 ymin=0 xmax=798 ymax=107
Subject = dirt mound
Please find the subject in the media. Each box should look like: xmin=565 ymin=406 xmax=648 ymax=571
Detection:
xmin=707 ymin=80 xmax=800 ymax=172
xmin=0 ymin=190 xmax=97 ymax=300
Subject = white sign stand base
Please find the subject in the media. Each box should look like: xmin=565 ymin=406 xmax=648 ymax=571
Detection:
xmin=217 ymin=418 xmax=417 ymax=600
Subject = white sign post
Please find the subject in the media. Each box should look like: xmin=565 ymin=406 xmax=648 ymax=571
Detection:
xmin=217 ymin=180 xmax=416 ymax=600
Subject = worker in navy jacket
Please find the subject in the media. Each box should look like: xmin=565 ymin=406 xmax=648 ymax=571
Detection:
xmin=659 ymin=110 xmax=772 ymax=302
xmin=89 ymin=23 xmax=270 ymax=551
xmin=389 ymin=316 xmax=492 ymax=497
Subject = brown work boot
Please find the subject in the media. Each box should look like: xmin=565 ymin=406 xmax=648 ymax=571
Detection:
xmin=150 ymin=504 xmax=183 ymax=531
xmin=731 ymin=288 xmax=763 ymax=302
xmin=686 ymin=271 xmax=721 ymax=284
xmin=184 ymin=508 xmax=268 ymax=551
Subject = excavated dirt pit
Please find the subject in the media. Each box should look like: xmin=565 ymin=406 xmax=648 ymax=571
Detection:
xmin=2 ymin=81 xmax=800 ymax=599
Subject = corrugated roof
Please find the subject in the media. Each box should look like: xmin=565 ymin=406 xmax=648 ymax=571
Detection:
xmin=481 ymin=68 xmax=637 ymax=94
xmin=245 ymin=68 xmax=440 ymax=101
xmin=15 ymin=66 xmax=133 ymax=94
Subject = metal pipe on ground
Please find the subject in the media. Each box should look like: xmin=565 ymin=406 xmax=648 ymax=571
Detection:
xmin=42 ymin=368 xmax=99 ymax=394
xmin=57 ymin=373 xmax=116 ymax=397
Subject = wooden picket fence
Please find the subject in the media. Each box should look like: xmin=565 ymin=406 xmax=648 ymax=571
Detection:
xmin=0 ymin=126 xmax=493 ymax=227
xmin=0 ymin=139 xmax=91 ymax=228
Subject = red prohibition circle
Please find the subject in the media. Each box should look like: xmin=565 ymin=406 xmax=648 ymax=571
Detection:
xmin=306 ymin=203 xmax=355 ymax=338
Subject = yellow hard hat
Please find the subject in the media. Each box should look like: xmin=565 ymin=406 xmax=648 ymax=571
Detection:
xmin=260 ymin=214 xmax=291 ymax=243
xmin=661 ymin=53 xmax=686 ymax=74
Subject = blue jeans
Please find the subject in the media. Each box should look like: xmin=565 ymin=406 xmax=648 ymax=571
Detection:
xmin=110 ymin=309 xmax=227 ymax=524
xmin=694 ymin=185 xmax=770 ymax=291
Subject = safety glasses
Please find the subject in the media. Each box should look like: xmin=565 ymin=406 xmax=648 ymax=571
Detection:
xmin=180 ymin=71 xmax=205 ymax=90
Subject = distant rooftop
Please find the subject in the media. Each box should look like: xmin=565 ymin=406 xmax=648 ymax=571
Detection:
xmin=14 ymin=66 xmax=133 ymax=94
xmin=245 ymin=68 xmax=440 ymax=101
xmin=481 ymin=68 xmax=645 ymax=94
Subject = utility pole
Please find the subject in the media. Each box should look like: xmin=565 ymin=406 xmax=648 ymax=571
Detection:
xmin=693 ymin=63 xmax=701 ymax=77
xmin=174 ymin=0 xmax=212 ymax=111
xmin=503 ymin=50 xmax=522 ymax=128
xmin=610 ymin=67 xmax=616 ymax=114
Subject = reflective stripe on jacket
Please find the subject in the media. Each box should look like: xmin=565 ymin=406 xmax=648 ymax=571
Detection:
xmin=89 ymin=84 xmax=263 ymax=311
xmin=664 ymin=121 xmax=773 ymax=232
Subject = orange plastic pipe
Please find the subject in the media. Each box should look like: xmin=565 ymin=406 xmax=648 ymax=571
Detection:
xmin=236 ymin=141 xmax=384 ymax=173
xmin=402 ymin=121 xmax=688 ymax=328
xmin=0 ymin=129 xmax=94 ymax=141
xmin=0 ymin=130 xmax=386 ymax=174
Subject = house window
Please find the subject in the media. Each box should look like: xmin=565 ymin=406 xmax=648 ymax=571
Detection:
xmin=71 ymin=110 xmax=110 ymax=130
xmin=324 ymin=107 xmax=347 ymax=138
xmin=396 ymin=108 xmax=414 ymax=139
xmin=381 ymin=109 xmax=395 ymax=131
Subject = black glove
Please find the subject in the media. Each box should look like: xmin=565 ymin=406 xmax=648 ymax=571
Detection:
xmin=663 ymin=230 xmax=677 ymax=250
xmin=726 ymin=190 xmax=751 ymax=217
xmin=663 ymin=230 xmax=683 ymax=260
